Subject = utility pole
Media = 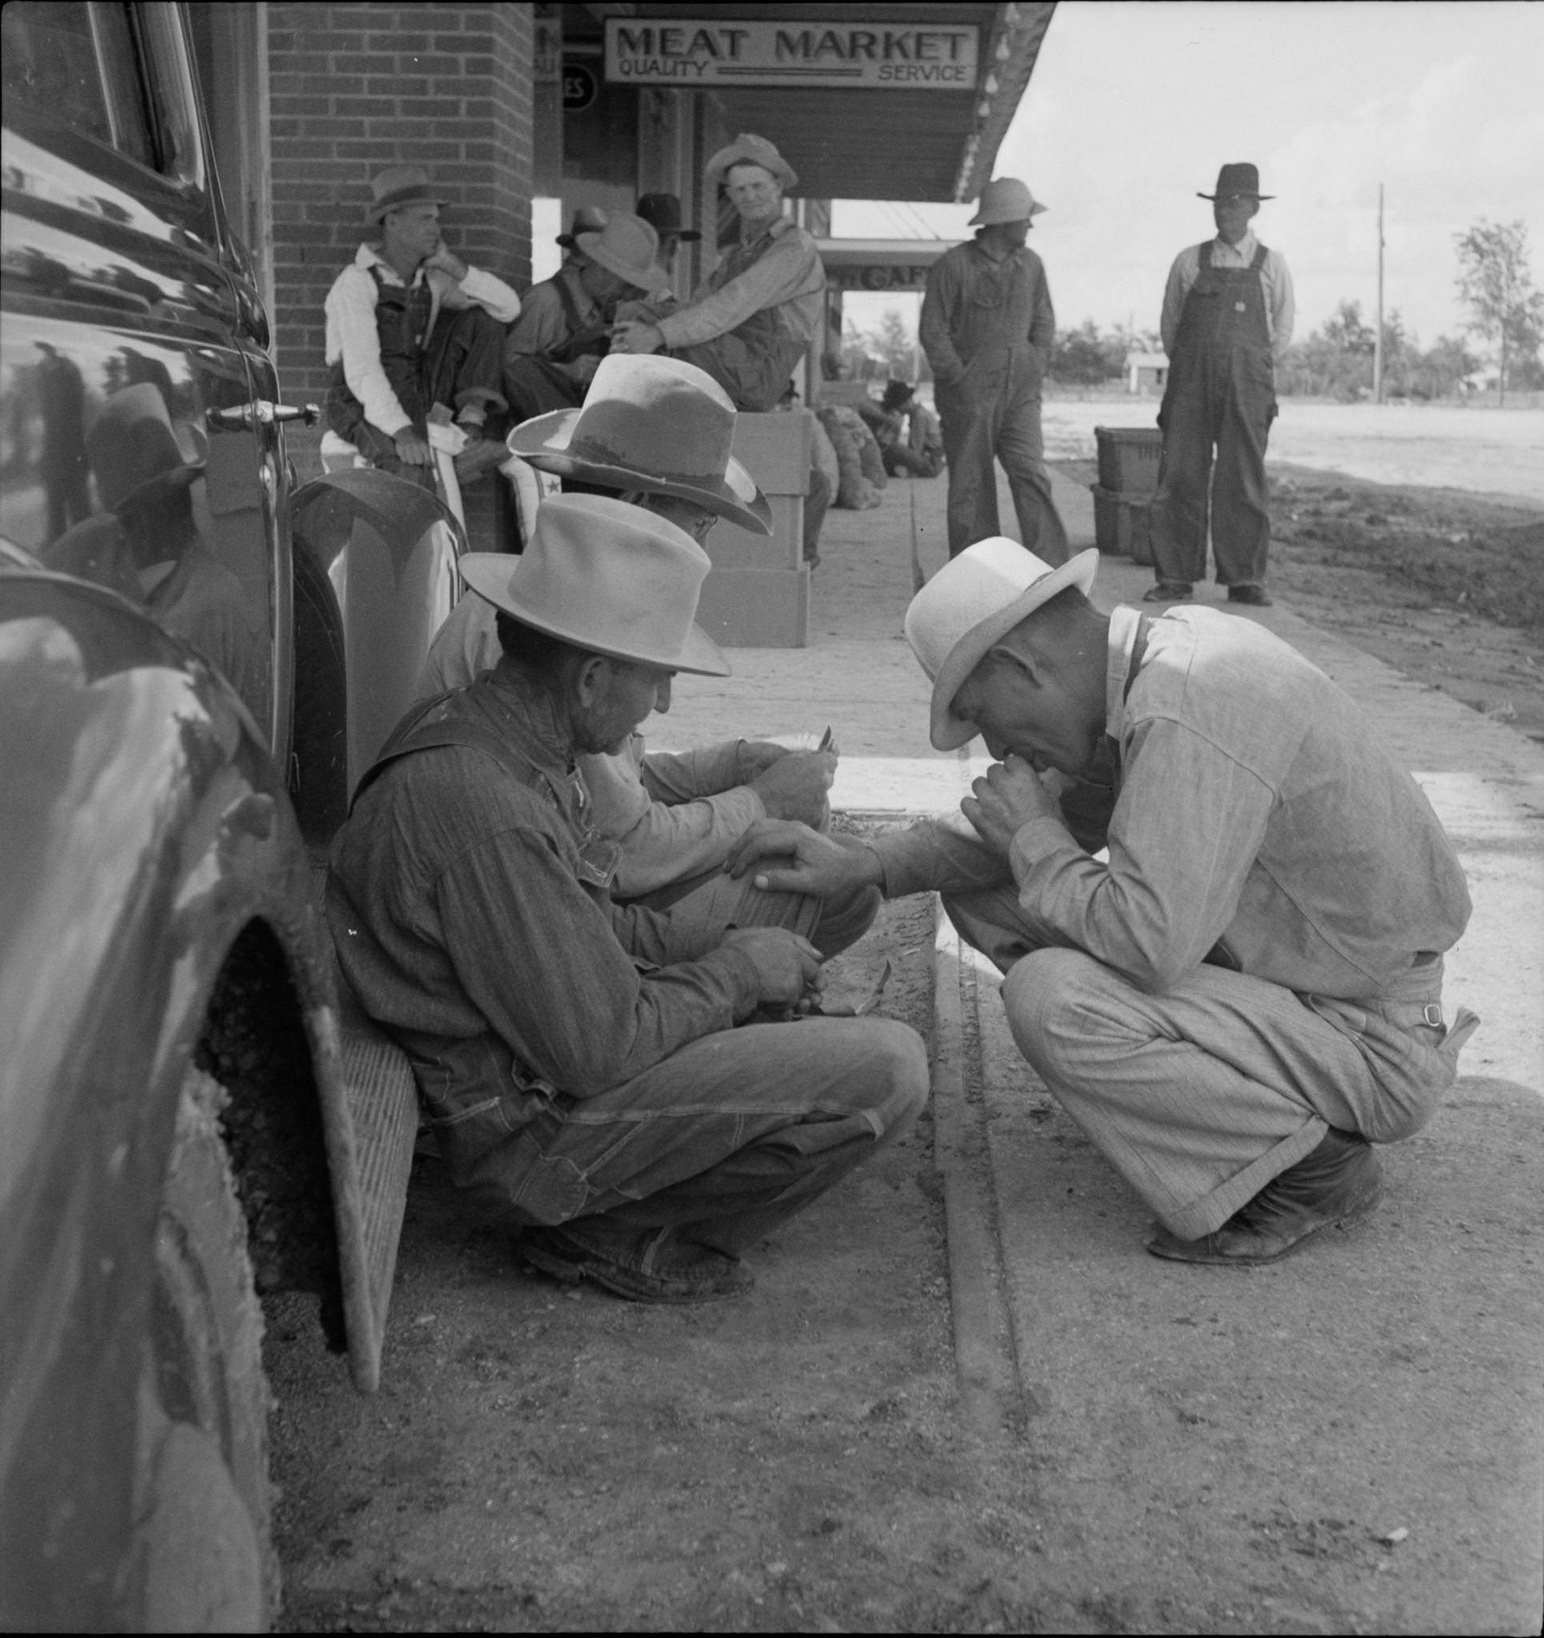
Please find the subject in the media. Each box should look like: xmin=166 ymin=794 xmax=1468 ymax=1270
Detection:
xmin=1373 ymin=183 xmax=1385 ymax=404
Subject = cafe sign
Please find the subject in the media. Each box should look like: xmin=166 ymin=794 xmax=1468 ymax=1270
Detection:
xmin=603 ymin=18 xmax=980 ymax=89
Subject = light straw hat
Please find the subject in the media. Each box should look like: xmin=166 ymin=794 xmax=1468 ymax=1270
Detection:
xmin=968 ymin=177 xmax=1047 ymax=226
xmin=458 ymin=493 xmax=730 ymax=677
xmin=572 ymin=213 xmax=669 ymax=295
xmin=904 ymin=540 xmax=1099 ymax=750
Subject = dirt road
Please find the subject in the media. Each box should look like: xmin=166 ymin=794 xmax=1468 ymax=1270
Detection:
xmin=1042 ymin=395 xmax=1544 ymax=506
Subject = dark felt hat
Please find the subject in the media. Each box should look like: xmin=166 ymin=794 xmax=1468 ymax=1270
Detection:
xmin=636 ymin=193 xmax=701 ymax=243
xmin=556 ymin=206 xmax=609 ymax=248
xmin=1199 ymin=162 xmax=1273 ymax=201
xmin=366 ymin=165 xmax=447 ymax=224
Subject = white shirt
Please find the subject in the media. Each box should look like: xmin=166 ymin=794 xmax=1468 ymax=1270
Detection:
xmin=1160 ymin=230 xmax=1295 ymax=362
xmin=324 ymin=243 xmax=521 ymax=436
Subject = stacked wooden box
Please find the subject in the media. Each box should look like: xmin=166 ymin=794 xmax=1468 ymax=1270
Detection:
xmin=1090 ymin=426 xmax=1162 ymax=565
xmin=694 ymin=410 xmax=811 ymax=647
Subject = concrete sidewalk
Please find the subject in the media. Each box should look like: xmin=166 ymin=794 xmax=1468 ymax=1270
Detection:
xmin=652 ymin=462 xmax=1544 ymax=1632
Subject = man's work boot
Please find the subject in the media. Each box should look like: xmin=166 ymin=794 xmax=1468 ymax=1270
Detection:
xmin=519 ymin=1220 xmax=756 ymax=1303
xmin=1143 ymin=581 xmax=1192 ymax=603
xmin=1146 ymin=1128 xmax=1382 ymax=1266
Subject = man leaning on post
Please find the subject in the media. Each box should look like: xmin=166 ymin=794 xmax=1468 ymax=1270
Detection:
xmin=727 ymin=540 xmax=1479 ymax=1267
xmin=327 ymin=494 xmax=928 ymax=1303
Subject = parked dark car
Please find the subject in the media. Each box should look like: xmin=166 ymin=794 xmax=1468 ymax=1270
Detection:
xmin=1 ymin=3 xmax=431 ymax=1627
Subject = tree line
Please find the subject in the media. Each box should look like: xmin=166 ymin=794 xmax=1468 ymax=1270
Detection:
xmin=843 ymin=218 xmax=1543 ymax=405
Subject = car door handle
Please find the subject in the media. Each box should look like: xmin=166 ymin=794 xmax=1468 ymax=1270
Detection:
xmin=207 ymin=401 xmax=320 ymax=430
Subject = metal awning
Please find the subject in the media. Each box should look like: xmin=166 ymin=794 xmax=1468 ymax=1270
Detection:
xmin=581 ymin=2 xmax=1057 ymax=203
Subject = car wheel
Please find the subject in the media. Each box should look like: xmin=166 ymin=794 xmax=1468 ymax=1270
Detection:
xmin=136 ymin=1066 xmax=276 ymax=1631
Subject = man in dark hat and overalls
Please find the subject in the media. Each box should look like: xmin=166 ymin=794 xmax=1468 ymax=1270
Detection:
xmin=1145 ymin=163 xmax=1295 ymax=607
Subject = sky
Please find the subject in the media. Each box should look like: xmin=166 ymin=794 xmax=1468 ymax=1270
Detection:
xmin=831 ymin=0 xmax=1544 ymax=355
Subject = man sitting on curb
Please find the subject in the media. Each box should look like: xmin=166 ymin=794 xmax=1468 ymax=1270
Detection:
xmin=727 ymin=540 xmax=1480 ymax=1266
xmin=328 ymin=495 xmax=929 ymax=1302
xmin=324 ymin=165 xmax=520 ymax=488
xmin=419 ymin=354 xmax=871 ymax=949
xmin=610 ymin=133 xmax=824 ymax=413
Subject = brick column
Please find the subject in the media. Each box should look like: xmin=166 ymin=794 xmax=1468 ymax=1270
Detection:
xmin=266 ymin=1 xmax=533 ymax=502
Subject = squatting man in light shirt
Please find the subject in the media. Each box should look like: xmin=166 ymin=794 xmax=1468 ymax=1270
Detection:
xmin=728 ymin=541 xmax=1479 ymax=1266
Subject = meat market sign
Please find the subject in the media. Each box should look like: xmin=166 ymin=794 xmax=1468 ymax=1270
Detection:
xmin=603 ymin=18 xmax=980 ymax=88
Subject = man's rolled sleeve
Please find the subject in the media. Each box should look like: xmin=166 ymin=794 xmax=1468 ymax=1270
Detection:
xmin=438 ymin=265 xmax=521 ymax=325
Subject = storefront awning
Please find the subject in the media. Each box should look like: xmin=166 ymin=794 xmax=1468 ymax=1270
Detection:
xmin=593 ymin=2 xmax=1057 ymax=203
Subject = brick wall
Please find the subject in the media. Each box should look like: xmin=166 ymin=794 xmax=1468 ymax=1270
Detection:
xmin=266 ymin=1 xmax=534 ymax=504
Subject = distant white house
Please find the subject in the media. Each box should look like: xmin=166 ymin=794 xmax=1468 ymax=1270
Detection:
xmin=1125 ymin=351 xmax=1168 ymax=394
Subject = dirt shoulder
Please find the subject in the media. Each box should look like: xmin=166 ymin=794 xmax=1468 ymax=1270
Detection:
xmin=1060 ymin=456 xmax=1544 ymax=746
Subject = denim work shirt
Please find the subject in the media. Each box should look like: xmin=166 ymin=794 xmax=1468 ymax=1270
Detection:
xmin=326 ymin=668 xmax=762 ymax=1174
xmin=656 ymin=216 xmax=825 ymax=351
xmin=873 ymin=605 xmax=1472 ymax=1003
xmin=919 ymin=236 xmax=1056 ymax=390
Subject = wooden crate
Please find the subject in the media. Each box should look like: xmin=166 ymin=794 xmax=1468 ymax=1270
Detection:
xmin=1090 ymin=484 xmax=1154 ymax=565
xmin=1094 ymin=426 xmax=1162 ymax=495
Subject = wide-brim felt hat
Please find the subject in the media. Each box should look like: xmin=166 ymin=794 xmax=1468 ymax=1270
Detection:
xmin=1199 ymin=162 xmax=1273 ymax=201
xmin=366 ymin=164 xmax=447 ymax=223
xmin=705 ymin=132 xmax=797 ymax=193
xmin=573 ymin=213 xmax=670 ymax=295
xmin=87 ymin=382 xmax=208 ymax=515
xmin=904 ymin=540 xmax=1100 ymax=750
xmin=506 ymin=355 xmax=772 ymax=535
xmin=458 ymin=493 xmax=729 ymax=677
xmin=636 ymin=192 xmax=701 ymax=243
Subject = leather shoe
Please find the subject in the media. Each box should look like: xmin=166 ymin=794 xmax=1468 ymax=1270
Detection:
xmin=520 ymin=1221 xmax=755 ymax=1303
xmin=1226 ymin=584 xmax=1273 ymax=606
xmin=1143 ymin=581 xmax=1191 ymax=602
xmin=1146 ymin=1128 xmax=1382 ymax=1266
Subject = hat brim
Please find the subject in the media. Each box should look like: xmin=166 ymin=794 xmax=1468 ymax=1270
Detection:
xmin=574 ymin=232 xmax=668 ymax=293
xmin=928 ymin=548 xmax=1100 ymax=751
xmin=705 ymin=143 xmax=798 ymax=192
xmin=368 ymin=192 xmax=447 ymax=224
xmin=1198 ymin=192 xmax=1272 ymax=201
xmin=458 ymin=554 xmax=730 ymax=678
xmin=506 ymin=410 xmax=773 ymax=535
xmin=968 ymin=201 xmax=1048 ymax=226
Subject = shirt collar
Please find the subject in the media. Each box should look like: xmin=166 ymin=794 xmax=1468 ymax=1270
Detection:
xmin=1211 ymin=228 xmax=1259 ymax=261
xmin=1105 ymin=604 xmax=1147 ymax=740
xmin=355 ymin=242 xmax=425 ymax=287
xmin=482 ymin=664 xmax=577 ymax=772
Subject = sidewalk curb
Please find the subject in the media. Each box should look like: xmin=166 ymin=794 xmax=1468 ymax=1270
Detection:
xmin=927 ymin=895 xmax=1025 ymax=1439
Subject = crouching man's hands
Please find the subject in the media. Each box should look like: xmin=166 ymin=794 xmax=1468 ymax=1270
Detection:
xmin=724 ymin=818 xmax=882 ymax=900
xmin=961 ymin=754 xmax=1062 ymax=857
xmin=719 ymin=927 xmax=824 ymax=1014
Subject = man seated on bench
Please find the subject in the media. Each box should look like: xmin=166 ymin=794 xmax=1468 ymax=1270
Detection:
xmin=419 ymin=353 xmax=872 ymax=948
xmin=327 ymin=495 xmax=928 ymax=1303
